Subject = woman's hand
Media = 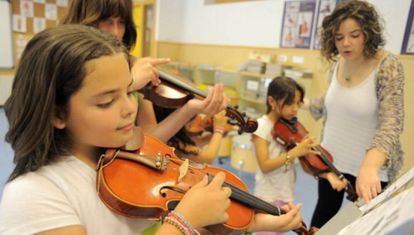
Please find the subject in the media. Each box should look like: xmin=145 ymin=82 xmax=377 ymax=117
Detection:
xmin=174 ymin=172 xmax=231 ymax=229
xmin=246 ymin=202 xmax=303 ymax=233
xmin=186 ymin=84 xmax=229 ymax=118
xmin=131 ymin=57 xmax=170 ymax=90
xmin=356 ymin=165 xmax=382 ymax=203
xmin=356 ymin=148 xmax=387 ymax=203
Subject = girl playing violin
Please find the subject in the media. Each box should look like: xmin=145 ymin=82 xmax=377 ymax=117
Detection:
xmin=154 ymin=105 xmax=232 ymax=164
xmin=252 ymin=76 xmax=346 ymax=234
xmin=0 ymin=25 xmax=304 ymax=235
xmin=61 ymin=0 xmax=227 ymax=143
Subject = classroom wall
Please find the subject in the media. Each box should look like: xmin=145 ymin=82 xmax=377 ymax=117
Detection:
xmin=156 ymin=0 xmax=414 ymax=174
xmin=157 ymin=0 xmax=412 ymax=53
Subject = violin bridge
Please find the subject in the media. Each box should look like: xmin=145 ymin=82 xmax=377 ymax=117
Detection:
xmin=178 ymin=159 xmax=189 ymax=182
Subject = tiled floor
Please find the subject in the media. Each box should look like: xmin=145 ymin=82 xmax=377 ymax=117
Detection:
xmin=0 ymin=107 xmax=319 ymax=233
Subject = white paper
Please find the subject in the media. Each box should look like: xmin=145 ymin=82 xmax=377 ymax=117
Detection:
xmin=359 ymin=166 xmax=414 ymax=214
xmin=20 ymin=0 xmax=34 ymax=17
xmin=56 ymin=0 xmax=68 ymax=7
xmin=33 ymin=17 xmax=46 ymax=34
xmin=338 ymin=187 xmax=414 ymax=235
xmin=13 ymin=15 xmax=27 ymax=33
xmin=45 ymin=4 xmax=57 ymax=20
xmin=246 ymin=80 xmax=259 ymax=91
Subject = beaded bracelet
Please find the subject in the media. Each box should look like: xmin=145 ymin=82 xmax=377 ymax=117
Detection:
xmin=163 ymin=210 xmax=199 ymax=235
xmin=164 ymin=216 xmax=191 ymax=235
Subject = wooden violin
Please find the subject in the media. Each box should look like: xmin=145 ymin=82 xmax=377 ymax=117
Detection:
xmin=139 ymin=69 xmax=257 ymax=134
xmin=272 ymin=117 xmax=358 ymax=202
xmin=186 ymin=114 xmax=234 ymax=136
xmin=96 ymin=134 xmax=309 ymax=235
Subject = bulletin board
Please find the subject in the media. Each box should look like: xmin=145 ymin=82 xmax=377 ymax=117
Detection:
xmin=280 ymin=0 xmax=317 ymax=49
xmin=312 ymin=0 xmax=340 ymax=49
xmin=10 ymin=0 xmax=68 ymax=63
xmin=401 ymin=0 xmax=414 ymax=54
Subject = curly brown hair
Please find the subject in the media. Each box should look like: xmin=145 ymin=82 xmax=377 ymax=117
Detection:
xmin=319 ymin=0 xmax=385 ymax=62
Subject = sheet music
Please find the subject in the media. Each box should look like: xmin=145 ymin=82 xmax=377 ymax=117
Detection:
xmin=358 ymin=166 xmax=414 ymax=214
xmin=337 ymin=186 xmax=414 ymax=235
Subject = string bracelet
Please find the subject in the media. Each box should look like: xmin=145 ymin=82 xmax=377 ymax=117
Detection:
xmin=214 ymin=127 xmax=225 ymax=135
xmin=163 ymin=210 xmax=199 ymax=235
xmin=284 ymin=152 xmax=292 ymax=172
xmin=284 ymin=152 xmax=292 ymax=166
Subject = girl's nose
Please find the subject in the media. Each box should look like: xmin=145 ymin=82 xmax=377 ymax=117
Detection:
xmin=121 ymin=95 xmax=137 ymax=119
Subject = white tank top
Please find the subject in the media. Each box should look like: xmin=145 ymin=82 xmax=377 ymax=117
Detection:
xmin=321 ymin=63 xmax=388 ymax=181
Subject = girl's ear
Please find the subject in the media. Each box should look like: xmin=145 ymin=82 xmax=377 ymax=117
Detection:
xmin=267 ymin=96 xmax=277 ymax=110
xmin=52 ymin=109 xmax=66 ymax=129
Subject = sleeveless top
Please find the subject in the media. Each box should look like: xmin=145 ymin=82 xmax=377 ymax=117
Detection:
xmin=322 ymin=63 xmax=388 ymax=181
xmin=309 ymin=53 xmax=404 ymax=182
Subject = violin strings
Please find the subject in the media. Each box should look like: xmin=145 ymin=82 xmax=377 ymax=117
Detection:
xmin=223 ymin=181 xmax=283 ymax=216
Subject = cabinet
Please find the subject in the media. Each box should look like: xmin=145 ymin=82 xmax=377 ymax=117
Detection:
xmin=237 ymin=69 xmax=314 ymax=120
xmin=194 ymin=66 xmax=239 ymax=106
xmin=237 ymin=71 xmax=273 ymax=117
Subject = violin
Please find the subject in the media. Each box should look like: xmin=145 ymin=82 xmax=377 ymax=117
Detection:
xmin=139 ymin=69 xmax=258 ymax=134
xmin=186 ymin=114 xmax=233 ymax=136
xmin=272 ymin=117 xmax=358 ymax=202
xmin=96 ymin=134 xmax=309 ymax=235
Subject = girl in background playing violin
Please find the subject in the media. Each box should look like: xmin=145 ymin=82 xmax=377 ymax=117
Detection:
xmin=61 ymin=0 xmax=227 ymax=143
xmin=252 ymin=76 xmax=346 ymax=235
xmin=0 ymin=25 xmax=304 ymax=235
xmin=154 ymin=105 xmax=232 ymax=164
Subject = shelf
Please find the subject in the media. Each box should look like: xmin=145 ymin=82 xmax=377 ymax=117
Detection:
xmin=239 ymin=96 xmax=266 ymax=104
xmin=239 ymin=71 xmax=264 ymax=78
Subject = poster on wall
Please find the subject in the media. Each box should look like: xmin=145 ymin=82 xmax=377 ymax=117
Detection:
xmin=280 ymin=0 xmax=317 ymax=49
xmin=401 ymin=0 xmax=414 ymax=54
xmin=312 ymin=0 xmax=340 ymax=49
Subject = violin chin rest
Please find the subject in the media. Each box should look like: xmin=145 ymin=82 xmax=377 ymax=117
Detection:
xmin=124 ymin=127 xmax=144 ymax=151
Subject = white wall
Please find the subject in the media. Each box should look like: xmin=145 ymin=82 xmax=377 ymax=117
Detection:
xmin=157 ymin=0 xmax=284 ymax=47
xmin=0 ymin=0 xmax=14 ymax=68
xmin=157 ymin=0 xmax=412 ymax=54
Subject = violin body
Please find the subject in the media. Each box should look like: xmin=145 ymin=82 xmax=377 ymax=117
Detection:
xmin=272 ymin=118 xmax=332 ymax=176
xmin=97 ymin=134 xmax=308 ymax=234
xmin=272 ymin=118 xmax=358 ymax=202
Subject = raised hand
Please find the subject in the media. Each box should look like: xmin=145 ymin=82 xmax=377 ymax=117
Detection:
xmin=131 ymin=57 xmax=170 ymax=90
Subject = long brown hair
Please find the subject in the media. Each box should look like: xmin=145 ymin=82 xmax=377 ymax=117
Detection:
xmin=319 ymin=0 xmax=385 ymax=62
xmin=61 ymin=0 xmax=137 ymax=50
xmin=4 ymin=25 xmax=128 ymax=181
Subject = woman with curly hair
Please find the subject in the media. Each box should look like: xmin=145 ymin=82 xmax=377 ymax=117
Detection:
xmin=306 ymin=0 xmax=405 ymax=229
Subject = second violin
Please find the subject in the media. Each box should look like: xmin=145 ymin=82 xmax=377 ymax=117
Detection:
xmin=272 ymin=117 xmax=358 ymax=202
xmin=139 ymin=69 xmax=258 ymax=134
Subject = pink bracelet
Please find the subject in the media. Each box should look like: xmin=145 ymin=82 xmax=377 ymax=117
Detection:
xmin=163 ymin=210 xmax=199 ymax=235
xmin=164 ymin=216 xmax=191 ymax=235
